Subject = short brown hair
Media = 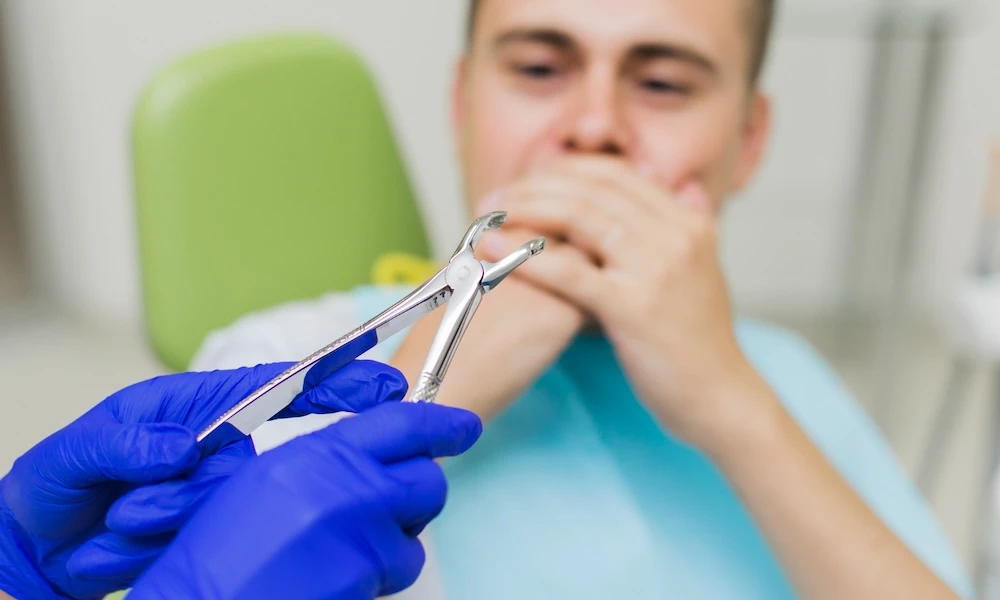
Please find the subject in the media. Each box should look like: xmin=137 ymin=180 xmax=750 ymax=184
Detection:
xmin=465 ymin=0 xmax=777 ymax=85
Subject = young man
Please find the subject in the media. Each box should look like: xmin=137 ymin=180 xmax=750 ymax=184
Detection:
xmin=193 ymin=0 xmax=970 ymax=597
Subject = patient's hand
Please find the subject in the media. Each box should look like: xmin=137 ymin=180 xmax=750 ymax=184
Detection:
xmin=494 ymin=156 xmax=761 ymax=449
xmin=389 ymin=229 xmax=585 ymax=422
xmin=477 ymin=158 xmax=962 ymax=600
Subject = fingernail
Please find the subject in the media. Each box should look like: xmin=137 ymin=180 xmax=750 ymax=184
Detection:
xmin=476 ymin=189 xmax=504 ymax=214
xmin=478 ymin=231 xmax=507 ymax=259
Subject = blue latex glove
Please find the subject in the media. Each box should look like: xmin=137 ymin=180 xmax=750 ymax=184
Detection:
xmin=128 ymin=401 xmax=483 ymax=600
xmin=0 ymin=360 xmax=406 ymax=600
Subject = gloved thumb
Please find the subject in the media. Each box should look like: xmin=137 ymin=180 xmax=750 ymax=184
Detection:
xmin=5 ymin=422 xmax=199 ymax=537
xmin=65 ymin=422 xmax=200 ymax=486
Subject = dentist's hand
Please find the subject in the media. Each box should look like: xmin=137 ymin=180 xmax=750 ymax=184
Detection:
xmin=128 ymin=402 xmax=483 ymax=600
xmin=0 ymin=361 xmax=406 ymax=600
xmin=489 ymin=156 xmax=763 ymax=449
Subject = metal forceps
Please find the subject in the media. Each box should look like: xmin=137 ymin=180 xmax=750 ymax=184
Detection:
xmin=197 ymin=212 xmax=544 ymax=448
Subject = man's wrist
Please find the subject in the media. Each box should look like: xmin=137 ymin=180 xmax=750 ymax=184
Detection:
xmin=685 ymin=364 xmax=789 ymax=467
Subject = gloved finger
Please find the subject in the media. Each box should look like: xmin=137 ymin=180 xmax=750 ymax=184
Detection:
xmin=105 ymin=444 xmax=251 ymax=536
xmin=322 ymin=402 xmax=483 ymax=464
xmin=383 ymin=458 xmax=448 ymax=537
xmin=279 ymin=359 xmax=408 ymax=418
xmin=65 ymin=532 xmax=171 ymax=598
xmin=90 ymin=423 xmax=200 ymax=484
xmin=13 ymin=422 xmax=199 ymax=492
xmin=131 ymin=361 xmax=405 ymax=448
xmin=379 ymin=535 xmax=427 ymax=597
xmin=110 ymin=360 xmax=378 ymax=434
xmin=108 ymin=362 xmax=296 ymax=432
xmin=3 ymin=422 xmax=198 ymax=539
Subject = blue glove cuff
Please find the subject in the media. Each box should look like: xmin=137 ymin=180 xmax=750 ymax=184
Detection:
xmin=0 ymin=479 xmax=66 ymax=600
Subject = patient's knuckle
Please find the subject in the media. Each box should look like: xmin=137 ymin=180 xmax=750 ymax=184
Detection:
xmin=612 ymin=279 xmax=646 ymax=315
xmin=692 ymin=218 xmax=717 ymax=246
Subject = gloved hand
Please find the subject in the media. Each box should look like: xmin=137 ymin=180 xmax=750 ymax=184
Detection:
xmin=128 ymin=402 xmax=482 ymax=600
xmin=0 ymin=360 xmax=406 ymax=600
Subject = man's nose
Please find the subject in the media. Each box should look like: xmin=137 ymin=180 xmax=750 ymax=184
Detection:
xmin=559 ymin=71 xmax=633 ymax=157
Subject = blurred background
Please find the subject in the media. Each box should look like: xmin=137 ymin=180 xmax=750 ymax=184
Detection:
xmin=0 ymin=0 xmax=998 ymax=589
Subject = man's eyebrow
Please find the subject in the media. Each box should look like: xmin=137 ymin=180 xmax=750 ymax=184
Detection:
xmin=492 ymin=28 xmax=575 ymax=52
xmin=630 ymin=43 xmax=718 ymax=76
xmin=489 ymin=29 xmax=717 ymax=76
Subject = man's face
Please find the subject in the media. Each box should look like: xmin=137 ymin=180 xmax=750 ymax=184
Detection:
xmin=453 ymin=0 xmax=771 ymax=213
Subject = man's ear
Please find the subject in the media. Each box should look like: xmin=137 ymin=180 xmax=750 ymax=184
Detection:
xmin=732 ymin=92 xmax=772 ymax=192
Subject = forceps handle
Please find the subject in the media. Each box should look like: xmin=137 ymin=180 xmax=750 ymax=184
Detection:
xmin=408 ymin=279 xmax=483 ymax=403
xmin=196 ymin=273 xmax=452 ymax=447
xmin=410 ymin=373 xmax=444 ymax=404
xmin=197 ymin=327 xmax=378 ymax=448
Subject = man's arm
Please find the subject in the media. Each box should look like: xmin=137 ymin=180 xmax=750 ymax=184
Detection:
xmin=495 ymin=156 xmax=961 ymax=598
xmin=701 ymin=367 xmax=959 ymax=599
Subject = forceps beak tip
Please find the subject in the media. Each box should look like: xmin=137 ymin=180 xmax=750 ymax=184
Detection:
xmin=469 ymin=211 xmax=507 ymax=237
xmin=526 ymin=237 xmax=545 ymax=256
xmin=483 ymin=211 xmax=507 ymax=229
xmin=458 ymin=211 xmax=509 ymax=255
xmin=481 ymin=236 xmax=546 ymax=290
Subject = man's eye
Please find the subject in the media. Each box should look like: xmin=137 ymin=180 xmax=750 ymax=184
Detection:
xmin=516 ymin=63 xmax=559 ymax=78
xmin=640 ymin=79 xmax=689 ymax=94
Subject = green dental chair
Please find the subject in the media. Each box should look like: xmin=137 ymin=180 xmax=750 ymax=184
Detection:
xmin=132 ymin=32 xmax=432 ymax=372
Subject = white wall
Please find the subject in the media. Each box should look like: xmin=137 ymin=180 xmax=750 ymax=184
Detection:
xmin=1 ymin=0 xmax=994 ymax=325
xmin=722 ymin=31 xmax=874 ymax=315
xmin=913 ymin=1 xmax=1000 ymax=311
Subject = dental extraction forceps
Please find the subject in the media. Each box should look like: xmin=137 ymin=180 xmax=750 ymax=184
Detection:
xmin=197 ymin=212 xmax=544 ymax=448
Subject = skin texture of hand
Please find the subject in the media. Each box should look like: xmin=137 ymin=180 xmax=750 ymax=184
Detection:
xmin=487 ymin=155 xmax=752 ymax=448
xmin=390 ymin=229 xmax=586 ymax=422
xmin=488 ymin=155 xmax=958 ymax=599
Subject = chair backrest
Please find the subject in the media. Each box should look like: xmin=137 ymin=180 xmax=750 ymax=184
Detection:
xmin=133 ymin=33 xmax=430 ymax=370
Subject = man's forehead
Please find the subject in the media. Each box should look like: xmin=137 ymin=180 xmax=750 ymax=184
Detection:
xmin=475 ymin=0 xmax=748 ymax=64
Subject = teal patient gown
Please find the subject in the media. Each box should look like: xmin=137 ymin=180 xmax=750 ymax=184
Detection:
xmin=353 ymin=286 xmax=970 ymax=600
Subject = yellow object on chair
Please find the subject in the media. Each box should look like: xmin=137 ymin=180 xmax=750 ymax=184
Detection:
xmin=132 ymin=32 xmax=431 ymax=371
xmin=371 ymin=252 xmax=441 ymax=286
